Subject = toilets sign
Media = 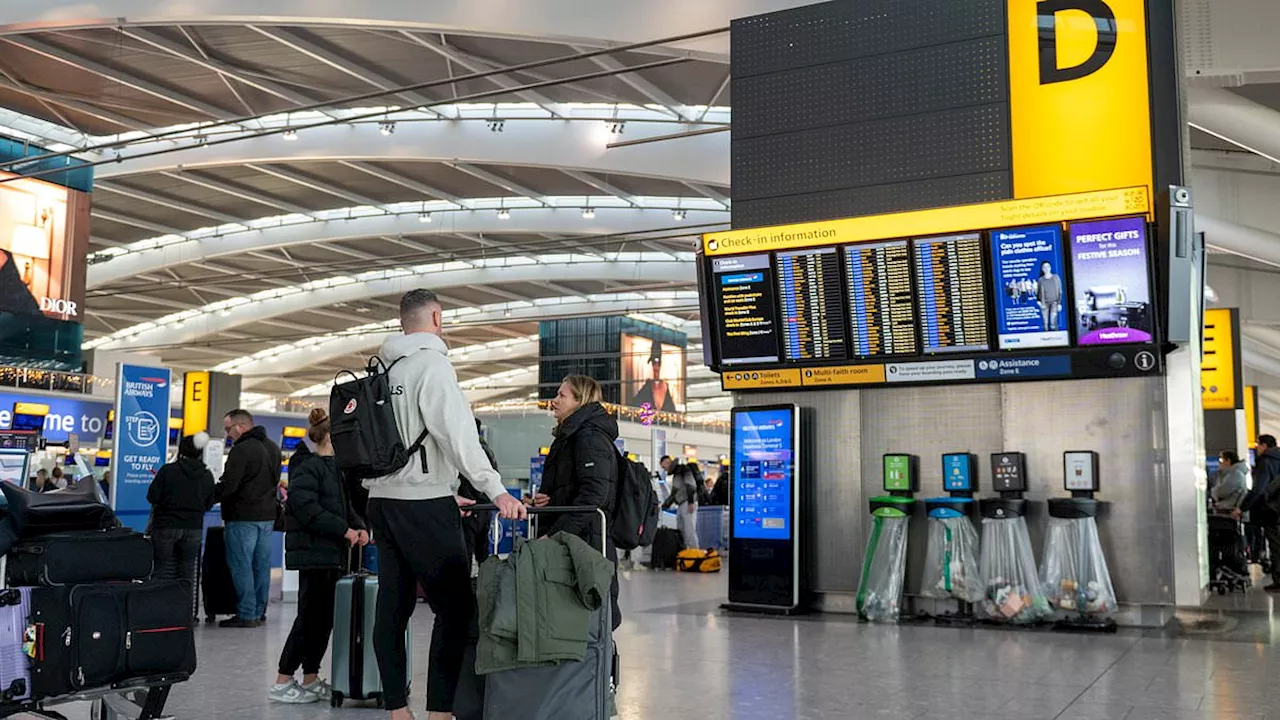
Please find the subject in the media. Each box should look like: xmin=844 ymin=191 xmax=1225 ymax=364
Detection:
xmin=112 ymin=364 xmax=171 ymax=532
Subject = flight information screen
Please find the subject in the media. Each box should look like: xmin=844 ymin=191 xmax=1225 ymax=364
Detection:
xmin=775 ymin=248 xmax=847 ymax=362
xmin=712 ymin=254 xmax=781 ymax=365
xmin=914 ymin=233 xmax=991 ymax=353
xmin=843 ymin=240 xmax=918 ymax=357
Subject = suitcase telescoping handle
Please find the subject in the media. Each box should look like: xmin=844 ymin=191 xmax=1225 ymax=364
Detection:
xmin=467 ymin=505 xmax=609 ymax=557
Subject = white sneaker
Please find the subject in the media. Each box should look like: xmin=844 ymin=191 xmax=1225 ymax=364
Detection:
xmin=302 ymin=678 xmax=332 ymax=701
xmin=268 ymin=679 xmax=318 ymax=704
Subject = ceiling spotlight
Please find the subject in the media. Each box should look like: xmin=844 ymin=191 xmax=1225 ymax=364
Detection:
xmin=672 ymin=209 xmax=687 ymax=221
xmin=582 ymin=207 xmax=595 ymax=220
xmin=379 ymin=121 xmax=396 ymax=136
xmin=282 ymin=128 xmax=298 ymax=141
xmin=606 ymin=120 xmax=625 ymax=135
xmin=194 ymin=135 xmax=208 ymax=147
xmin=418 ymin=212 xmax=433 ymax=223
xmin=487 ymin=120 xmax=505 ymax=133
xmin=497 ymin=208 xmax=511 ymax=220
xmin=503 ymin=308 xmax=513 ymax=317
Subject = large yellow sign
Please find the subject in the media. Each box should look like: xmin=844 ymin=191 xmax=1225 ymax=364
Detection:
xmin=703 ymin=186 xmax=1149 ymax=256
xmin=1202 ymin=308 xmax=1238 ymax=411
xmin=1007 ymin=0 xmax=1153 ymax=199
xmin=1246 ymin=386 xmax=1259 ymax=442
xmin=721 ymin=369 xmax=802 ymax=390
xmin=183 ymin=371 xmax=211 ymax=435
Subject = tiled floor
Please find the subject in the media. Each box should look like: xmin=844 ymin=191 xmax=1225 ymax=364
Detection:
xmin=55 ymin=568 xmax=1280 ymax=719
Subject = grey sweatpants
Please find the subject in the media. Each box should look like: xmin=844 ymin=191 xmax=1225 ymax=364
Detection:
xmin=677 ymin=504 xmax=700 ymax=550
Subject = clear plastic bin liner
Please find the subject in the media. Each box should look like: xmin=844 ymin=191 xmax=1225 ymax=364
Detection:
xmin=921 ymin=516 xmax=982 ymax=603
xmin=1040 ymin=516 xmax=1117 ymax=615
xmin=978 ymin=516 xmax=1050 ymax=624
xmin=857 ymin=515 xmax=910 ymax=623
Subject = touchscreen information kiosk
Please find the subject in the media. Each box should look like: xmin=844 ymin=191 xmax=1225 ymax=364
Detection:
xmin=727 ymin=404 xmax=802 ymax=613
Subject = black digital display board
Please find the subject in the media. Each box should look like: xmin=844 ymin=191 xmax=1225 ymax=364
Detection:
xmin=775 ymin=247 xmax=847 ymax=362
xmin=843 ymin=240 xmax=918 ymax=357
xmin=712 ymin=254 xmax=781 ymax=365
xmin=727 ymin=404 xmax=802 ymax=612
xmin=913 ymin=233 xmax=990 ymax=354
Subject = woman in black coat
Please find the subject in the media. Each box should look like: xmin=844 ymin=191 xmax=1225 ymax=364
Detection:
xmin=269 ymin=409 xmax=368 ymax=705
xmin=147 ymin=432 xmax=217 ymax=620
xmin=533 ymin=375 xmax=621 ymax=628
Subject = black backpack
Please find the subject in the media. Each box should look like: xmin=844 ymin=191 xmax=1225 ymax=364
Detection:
xmin=611 ymin=452 xmax=660 ymax=551
xmin=330 ymin=357 xmax=429 ymax=480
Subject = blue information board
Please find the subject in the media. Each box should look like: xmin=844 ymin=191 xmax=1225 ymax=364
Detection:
xmin=112 ymin=365 xmax=171 ymax=532
xmin=991 ymin=224 xmax=1070 ymax=350
xmin=732 ymin=408 xmax=795 ymax=541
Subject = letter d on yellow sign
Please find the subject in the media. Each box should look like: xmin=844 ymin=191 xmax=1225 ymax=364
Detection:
xmin=1007 ymin=0 xmax=1153 ymax=199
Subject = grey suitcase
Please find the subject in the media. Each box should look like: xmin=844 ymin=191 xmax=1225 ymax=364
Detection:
xmin=0 ymin=586 xmax=31 ymax=702
xmin=330 ymin=567 xmax=412 ymax=707
xmin=477 ymin=506 xmax=613 ymax=720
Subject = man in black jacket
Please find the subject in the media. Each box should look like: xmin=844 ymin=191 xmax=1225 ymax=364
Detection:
xmin=216 ymin=409 xmax=283 ymax=627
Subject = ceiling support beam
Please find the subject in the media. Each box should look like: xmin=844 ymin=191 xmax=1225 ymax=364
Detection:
xmin=1 ymin=36 xmax=236 ymax=120
xmin=399 ymin=32 xmax=565 ymax=117
xmin=570 ymin=45 xmax=693 ymax=121
xmin=94 ymin=181 xmax=243 ymax=225
xmin=91 ymin=209 xmax=186 ymax=236
xmin=160 ymin=171 xmax=316 ymax=216
xmin=246 ymin=163 xmax=382 ymax=207
xmin=337 ymin=161 xmax=474 ymax=208
xmin=444 ymin=162 xmax=549 ymax=205
xmin=561 ymin=170 xmax=639 ymax=207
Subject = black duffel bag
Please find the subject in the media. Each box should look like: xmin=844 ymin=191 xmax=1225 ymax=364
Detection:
xmin=1 ymin=479 xmax=116 ymax=538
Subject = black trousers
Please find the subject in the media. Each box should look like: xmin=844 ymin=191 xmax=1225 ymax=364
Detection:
xmin=277 ymin=568 xmax=342 ymax=676
xmin=151 ymin=527 xmax=202 ymax=621
xmin=1266 ymin=525 xmax=1280 ymax=584
xmin=368 ymin=497 xmax=473 ymax=713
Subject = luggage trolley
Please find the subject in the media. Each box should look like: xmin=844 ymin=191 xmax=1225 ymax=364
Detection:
xmin=468 ymin=505 xmax=615 ymax=720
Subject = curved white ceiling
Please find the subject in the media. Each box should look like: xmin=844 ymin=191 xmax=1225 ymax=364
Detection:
xmin=93 ymin=256 xmax=695 ymax=349
xmin=0 ymin=0 xmax=817 ymax=58
xmin=87 ymin=205 xmax=726 ymax=286
xmin=95 ymin=117 xmax=730 ymax=186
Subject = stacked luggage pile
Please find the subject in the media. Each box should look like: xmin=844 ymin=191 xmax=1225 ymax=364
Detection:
xmin=0 ymin=480 xmax=195 ymax=719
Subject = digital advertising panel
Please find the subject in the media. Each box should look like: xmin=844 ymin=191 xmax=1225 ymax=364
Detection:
xmin=1069 ymin=217 xmax=1153 ymax=346
xmin=0 ymin=170 xmax=90 ymax=323
xmin=621 ymin=334 xmax=686 ymax=413
xmin=991 ymin=224 xmax=1070 ymax=350
xmin=729 ymin=404 xmax=801 ymax=611
xmin=112 ymin=364 xmax=171 ymax=532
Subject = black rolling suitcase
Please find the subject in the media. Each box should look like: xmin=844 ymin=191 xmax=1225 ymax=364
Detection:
xmin=200 ymin=526 xmax=238 ymax=622
xmin=29 ymin=581 xmax=196 ymax=700
xmin=7 ymin=528 xmax=153 ymax=586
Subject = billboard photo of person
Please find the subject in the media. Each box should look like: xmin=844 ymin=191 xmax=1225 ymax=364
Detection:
xmin=629 ymin=339 xmax=677 ymax=413
xmin=621 ymin=334 xmax=685 ymax=413
xmin=1037 ymin=261 xmax=1064 ymax=332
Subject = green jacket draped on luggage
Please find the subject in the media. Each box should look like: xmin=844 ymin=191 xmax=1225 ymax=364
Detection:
xmin=475 ymin=531 xmax=615 ymax=675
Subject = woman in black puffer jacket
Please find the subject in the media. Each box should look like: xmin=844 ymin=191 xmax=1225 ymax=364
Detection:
xmin=269 ymin=409 xmax=368 ymax=705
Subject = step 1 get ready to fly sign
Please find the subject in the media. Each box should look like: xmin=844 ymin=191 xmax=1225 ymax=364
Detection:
xmin=112 ymin=364 xmax=171 ymax=532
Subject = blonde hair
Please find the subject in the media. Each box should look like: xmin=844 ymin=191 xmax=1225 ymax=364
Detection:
xmin=561 ymin=375 xmax=603 ymax=406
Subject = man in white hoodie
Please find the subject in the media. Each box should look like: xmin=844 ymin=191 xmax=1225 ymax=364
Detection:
xmin=365 ymin=289 xmax=526 ymax=720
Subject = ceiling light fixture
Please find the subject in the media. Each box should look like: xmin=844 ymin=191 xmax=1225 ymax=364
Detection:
xmin=487 ymin=120 xmax=505 ymax=133
xmin=582 ymin=207 xmax=595 ymax=219
xmin=379 ymin=121 xmax=396 ymax=136
xmin=419 ymin=212 xmax=432 ymax=223
xmin=672 ymin=209 xmax=687 ymax=221
xmin=282 ymin=128 xmax=298 ymax=141
xmin=497 ymin=208 xmax=511 ymax=220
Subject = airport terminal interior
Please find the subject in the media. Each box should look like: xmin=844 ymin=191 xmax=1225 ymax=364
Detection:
xmin=3 ymin=0 xmax=1280 ymax=718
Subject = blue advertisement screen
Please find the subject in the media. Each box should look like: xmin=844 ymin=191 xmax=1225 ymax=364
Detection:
xmin=732 ymin=408 xmax=794 ymax=541
xmin=991 ymin=225 xmax=1070 ymax=350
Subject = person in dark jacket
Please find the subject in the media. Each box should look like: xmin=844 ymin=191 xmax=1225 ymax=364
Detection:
xmin=215 ymin=409 xmax=283 ymax=628
xmin=1243 ymin=435 xmax=1280 ymax=591
xmin=269 ymin=409 xmax=368 ymax=705
xmin=147 ymin=432 xmax=217 ymax=622
xmin=457 ymin=418 xmax=499 ymax=566
xmin=533 ymin=375 xmax=621 ymax=629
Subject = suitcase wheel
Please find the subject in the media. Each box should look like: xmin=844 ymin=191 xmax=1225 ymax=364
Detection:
xmin=331 ymin=691 xmax=344 ymax=708
xmin=373 ymin=693 xmax=384 ymax=708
